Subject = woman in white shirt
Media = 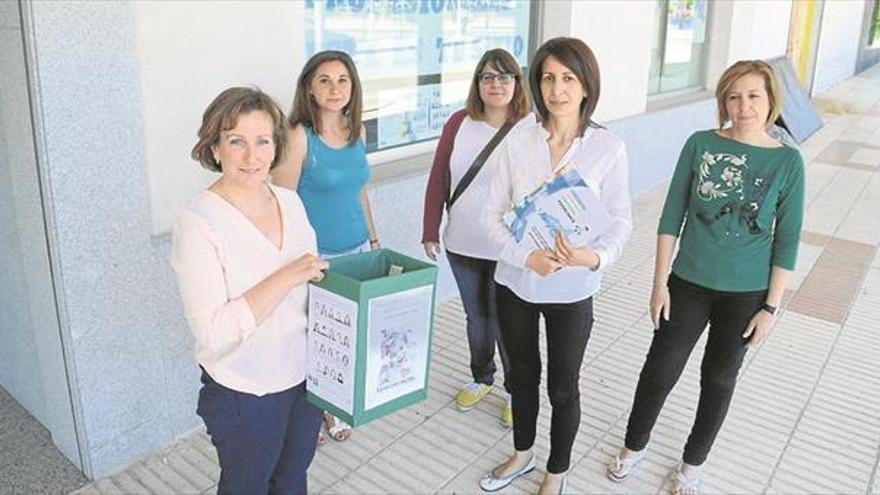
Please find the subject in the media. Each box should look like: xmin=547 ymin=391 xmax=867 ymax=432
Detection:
xmin=171 ymin=87 xmax=327 ymax=494
xmin=421 ymin=48 xmax=534 ymax=427
xmin=480 ymin=38 xmax=632 ymax=495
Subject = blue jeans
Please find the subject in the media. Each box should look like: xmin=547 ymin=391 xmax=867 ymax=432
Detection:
xmin=319 ymin=239 xmax=370 ymax=259
xmin=446 ymin=250 xmax=511 ymax=393
xmin=197 ymin=370 xmax=322 ymax=494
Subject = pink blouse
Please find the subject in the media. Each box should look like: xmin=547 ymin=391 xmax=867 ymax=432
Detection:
xmin=171 ymin=184 xmax=317 ymax=396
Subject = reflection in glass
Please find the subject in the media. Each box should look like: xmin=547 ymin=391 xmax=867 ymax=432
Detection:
xmin=871 ymin=1 xmax=880 ymax=48
xmin=305 ymin=0 xmax=531 ymax=153
xmin=648 ymin=0 xmax=710 ymax=96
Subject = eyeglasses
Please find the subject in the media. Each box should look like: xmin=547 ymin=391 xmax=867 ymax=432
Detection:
xmin=478 ymin=72 xmax=516 ymax=85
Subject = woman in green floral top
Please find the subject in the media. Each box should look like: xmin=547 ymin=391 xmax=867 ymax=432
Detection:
xmin=607 ymin=60 xmax=805 ymax=494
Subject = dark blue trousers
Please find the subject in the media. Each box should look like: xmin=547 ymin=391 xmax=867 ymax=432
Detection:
xmin=446 ymin=250 xmax=511 ymax=393
xmin=197 ymin=369 xmax=322 ymax=495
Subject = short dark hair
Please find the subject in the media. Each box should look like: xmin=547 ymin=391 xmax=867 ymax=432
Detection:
xmin=191 ymin=87 xmax=287 ymax=172
xmin=529 ymin=37 xmax=601 ymax=135
xmin=289 ymin=50 xmax=363 ymax=145
xmin=465 ymin=48 xmax=530 ymax=123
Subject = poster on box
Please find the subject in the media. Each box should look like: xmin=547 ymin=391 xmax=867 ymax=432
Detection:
xmin=364 ymin=285 xmax=433 ymax=410
xmin=307 ymin=286 xmax=357 ymax=414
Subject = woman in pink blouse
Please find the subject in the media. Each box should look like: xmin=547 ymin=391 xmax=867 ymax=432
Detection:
xmin=171 ymin=87 xmax=327 ymax=494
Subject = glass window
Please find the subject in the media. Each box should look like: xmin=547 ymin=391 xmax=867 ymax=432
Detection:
xmin=305 ymin=0 xmax=532 ymax=153
xmin=871 ymin=1 xmax=880 ymax=48
xmin=648 ymin=0 xmax=710 ymax=95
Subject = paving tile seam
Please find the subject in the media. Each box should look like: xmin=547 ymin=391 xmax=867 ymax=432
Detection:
xmin=762 ymin=362 xmax=848 ymax=489
xmin=764 ymin=158 xmax=880 ymax=493
xmin=322 ymin=410 xmax=443 ymax=492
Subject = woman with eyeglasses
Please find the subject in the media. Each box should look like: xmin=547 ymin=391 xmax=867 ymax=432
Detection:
xmin=272 ymin=50 xmax=378 ymax=444
xmin=481 ymin=38 xmax=632 ymax=494
xmin=422 ymin=48 xmax=534 ymax=428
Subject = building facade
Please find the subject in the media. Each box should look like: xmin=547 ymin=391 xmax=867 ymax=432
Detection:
xmin=1 ymin=0 xmax=878 ymax=479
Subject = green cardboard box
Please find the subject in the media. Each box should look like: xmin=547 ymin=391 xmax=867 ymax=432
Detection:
xmin=306 ymin=249 xmax=438 ymax=427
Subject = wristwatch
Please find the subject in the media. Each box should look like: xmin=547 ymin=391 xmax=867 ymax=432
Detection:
xmin=760 ymin=303 xmax=777 ymax=316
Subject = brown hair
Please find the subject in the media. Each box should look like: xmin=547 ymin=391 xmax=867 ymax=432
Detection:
xmin=289 ymin=50 xmax=363 ymax=145
xmin=191 ymin=87 xmax=287 ymax=172
xmin=529 ymin=37 xmax=601 ymax=136
xmin=715 ymin=60 xmax=783 ymax=128
xmin=465 ymin=48 xmax=530 ymax=123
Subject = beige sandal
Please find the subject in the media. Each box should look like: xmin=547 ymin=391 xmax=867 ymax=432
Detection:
xmin=323 ymin=413 xmax=352 ymax=442
xmin=606 ymin=448 xmax=646 ymax=482
xmin=670 ymin=464 xmax=702 ymax=495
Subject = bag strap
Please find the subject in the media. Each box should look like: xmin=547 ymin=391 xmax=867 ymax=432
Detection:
xmin=448 ymin=120 xmax=516 ymax=208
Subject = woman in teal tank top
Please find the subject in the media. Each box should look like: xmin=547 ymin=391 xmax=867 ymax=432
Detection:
xmin=298 ymin=126 xmax=371 ymax=254
xmin=272 ymin=50 xmax=379 ymax=444
xmin=273 ymin=50 xmax=378 ymax=256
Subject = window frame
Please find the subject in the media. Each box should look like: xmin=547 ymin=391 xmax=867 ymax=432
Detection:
xmin=870 ymin=0 xmax=880 ymax=48
xmin=303 ymin=0 xmax=538 ymax=170
xmin=647 ymin=0 xmax=713 ymax=97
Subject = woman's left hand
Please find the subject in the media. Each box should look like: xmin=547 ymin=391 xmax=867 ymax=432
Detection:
xmin=369 ymin=239 xmax=381 ymax=251
xmin=742 ymin=309 xmax=774 ymax=348
xmin=554 ymin=232 xmax=599 ymax=269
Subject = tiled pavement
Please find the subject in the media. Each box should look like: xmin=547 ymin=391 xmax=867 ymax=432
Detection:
xmin=75 ymin=64 xmax=880 ymax=494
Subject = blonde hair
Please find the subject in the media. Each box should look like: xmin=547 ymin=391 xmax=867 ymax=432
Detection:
xmin=715 ymin=60 xmax=782 ymax=129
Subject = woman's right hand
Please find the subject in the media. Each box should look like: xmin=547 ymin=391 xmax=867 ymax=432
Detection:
xmin=288 ymin=254 xmax=329 ymax=284
xmin=423 ymin=242 xmax=440 ymax=261
xmin=526 ymin=250 xmax=562 ymax=277
xmin=650 ymin=284 xmax=670 ymax=329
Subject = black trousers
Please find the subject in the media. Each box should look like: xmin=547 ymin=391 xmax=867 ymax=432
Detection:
xmin=624 ymin=274 xmax=766 ymax=466
xmin=497 ymin=284 xmax=594 ymax=474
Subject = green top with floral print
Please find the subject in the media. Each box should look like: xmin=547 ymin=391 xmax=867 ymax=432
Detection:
xmin=658 ymin=130 xmax=805 ymax=292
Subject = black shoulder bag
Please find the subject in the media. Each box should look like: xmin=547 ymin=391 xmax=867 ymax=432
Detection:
xmin=447 ymin=120 xmax=516 ymax=209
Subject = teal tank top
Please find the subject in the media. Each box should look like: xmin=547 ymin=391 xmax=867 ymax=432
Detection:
xmin=298 ymin=126 xmax=371 ymax=254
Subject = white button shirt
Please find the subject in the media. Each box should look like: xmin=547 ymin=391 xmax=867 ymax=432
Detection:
xmin=483 ymin=124 xmax=633 ymax=304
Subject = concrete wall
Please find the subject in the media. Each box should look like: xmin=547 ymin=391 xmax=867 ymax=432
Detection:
xmin=26 ymin=1 xmax=195 ymax=478
xmin=134 ymin=1 xmax=304 ymax=236
xmin=563 ymin=1 xmax=655 ymax=122
xmin=814 ymin=0 xmax=867 ymax=93
xmin=0 ymin=0 xmax=81 ymax=468
xmin=0 ymin=0 xmax=44 ymax=430
xmin=724 ymin=0 xmax=793 ymax=63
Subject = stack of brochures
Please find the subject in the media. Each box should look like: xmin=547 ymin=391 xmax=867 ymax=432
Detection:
xmin=504 ymin=168 xmax=611 ymax=250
